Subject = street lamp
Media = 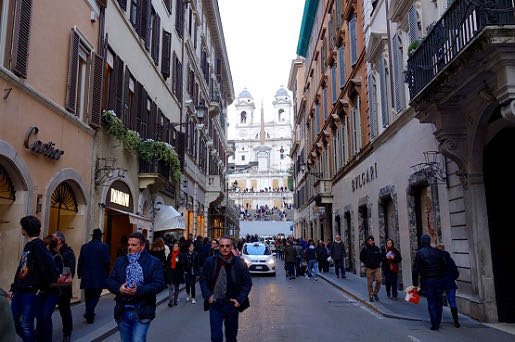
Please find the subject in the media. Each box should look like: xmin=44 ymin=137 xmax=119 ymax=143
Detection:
xmin=299 ymin=162 xmax=323 ymax=179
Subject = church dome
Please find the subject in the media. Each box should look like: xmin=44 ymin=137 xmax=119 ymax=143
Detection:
xmin=274 ymin=86 xmax=289 ymax=98
xmin=237 ymin=88 xmax=253 ymax=99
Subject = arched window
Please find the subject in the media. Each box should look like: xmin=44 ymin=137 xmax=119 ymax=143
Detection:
xmin=240 ymin=111 xmax=247 ymax=123
xmin=0 ymin=165 xmax=15 ymax=201
xmin=278 ymin=109 xmax=285 ymax=121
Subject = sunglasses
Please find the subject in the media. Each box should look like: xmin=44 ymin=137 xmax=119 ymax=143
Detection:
xmin=219 ymin=244 xmax=231 ymax=248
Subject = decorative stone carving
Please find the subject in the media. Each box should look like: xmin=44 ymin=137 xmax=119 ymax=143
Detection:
xmin=500 ymin=100 xmax=515 ymax=122
xmin=435 ymin=129 xmax=469 ymax=187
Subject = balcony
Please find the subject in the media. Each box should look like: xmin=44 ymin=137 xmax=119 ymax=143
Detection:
xmin=313 ymin=179 xmax=332 ymax=206
xmin=206 ymin=175 xmax=225 ymax=206
xmin=138 ymin=158 xmax=171 ymax=190
xmin=407 ymin=0 xmax=515 ymax=101
xmin=209 ymin=88 xmax=221 ymax=116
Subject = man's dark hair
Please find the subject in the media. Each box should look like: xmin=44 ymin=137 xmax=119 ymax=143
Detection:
xmin=20 ymin=216 xmax=41 ymax=237
xmin=367 ymin=235 xmax=375 ymax=241
xmin=127 ymin=232 xmax=146 ymax=245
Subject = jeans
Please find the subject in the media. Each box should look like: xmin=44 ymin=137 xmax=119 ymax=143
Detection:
xmin=385 ymin=272 xmax=398 ymax=298
xmin=445 ymin=288 xmax=457 ymax=309
xmin=307 ymin=260 xmax=318 ymax=278
xmin=168 ymin=283 xmax=180 ymax=304
xmin=286 ymin=262 xmax=295 ymax=278
xmin=37 ymin=292 xmax=59 ymax=342
xmin=209 ymin=302 xmax=239 ymax=342
xmin=118 ymin=309 xmax=151 ymax=342
xmin=11 ymin=291 xmax=41 ymax=342
xmin=294 ymin=257 xmax=301 ymax=276
xmin=84 ymin=288 xmax=102 ymax=320
xmin=424 ymin=278 xmax=444 ymax=328
xmin=185 ymin=274 xmax=196 ymax=298
xmin=57 ymin=287 xmax=73 ymax=337
xmin=334 ymin=259 xmax=346 ymax=277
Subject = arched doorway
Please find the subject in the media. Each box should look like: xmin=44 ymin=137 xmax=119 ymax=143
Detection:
xmin=484 ymin=127 xmax=515 ymax=322
xmin=49 ymin=182 xmax=78 ymax=233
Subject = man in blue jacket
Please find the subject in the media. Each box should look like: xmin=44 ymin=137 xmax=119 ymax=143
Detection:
xmin=107 ymin=232 xmax=165 ymax=342
xmin=200 ymin=236 xmax=252 ymax=342
xmin=78 ymin=228 xmax=110 ymax=324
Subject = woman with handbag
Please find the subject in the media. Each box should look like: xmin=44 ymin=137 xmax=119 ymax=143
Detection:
xmin=166 ymin=242 xmax=184 ymax=307
xmin=382 ymin=239 xmax=402 ymax=300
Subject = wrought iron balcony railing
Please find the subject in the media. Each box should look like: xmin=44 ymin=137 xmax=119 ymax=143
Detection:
xmin=407 ymin=0 xmax=514 ymax=100
xmin=139 ymin=158 xmax=170 ymax=181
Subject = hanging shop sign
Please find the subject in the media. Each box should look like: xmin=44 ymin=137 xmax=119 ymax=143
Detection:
xmin=106 ymin=180 xmax=133 ymax=212
xmin=352 ymin=163 xmax=378 ymax=192
xmin=24 ymin=127 xmax=64 ymax=160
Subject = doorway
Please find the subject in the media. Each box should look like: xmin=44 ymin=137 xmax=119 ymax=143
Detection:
xmin=49 ymin=182 xmax=78 ymax=234
xmin=344 ymin=211 xmax=354 ymax=273
xmin=484 ymin=128 xmax=515 ymax=322
xmin=104 ymin=208 xmax=134 ymax=269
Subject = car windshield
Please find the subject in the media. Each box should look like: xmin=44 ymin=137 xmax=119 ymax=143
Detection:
xmin=244 ymin=244 xmax=272 ymax=255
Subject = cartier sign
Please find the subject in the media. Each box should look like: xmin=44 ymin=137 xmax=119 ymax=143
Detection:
xmin=24 ymin=127 xmax=64 ymax=160
xmin=352 ymin=163 xmax=378 ymax=192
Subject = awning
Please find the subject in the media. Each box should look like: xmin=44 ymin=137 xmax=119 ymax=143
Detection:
xmin=296 ymin=0 xmax=319 ymax=57
xmin=107 ymin=208 xmax=153 ymax=226
xmin=153 ymin=204 xmax=185 ymax=232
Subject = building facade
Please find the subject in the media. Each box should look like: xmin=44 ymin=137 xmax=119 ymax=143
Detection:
xmin=227 ymin=88 xmax=294 ymax=219
xmin=291 ymin=0 xmax=515 ymax=323
xmin=0 ymin=0 xmax=101 ymax=296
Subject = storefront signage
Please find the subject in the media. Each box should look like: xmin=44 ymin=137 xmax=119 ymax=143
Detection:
xmin=352 ymin=163 xmax=378 ymax=192
xmin=110 ymin=189 xmax=130 ymax=207
xmin=24 ymin=127 xmax=64 ymax=160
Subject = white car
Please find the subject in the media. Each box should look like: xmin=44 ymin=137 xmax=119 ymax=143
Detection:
xmin=241 ymin=242 xmax=276 ymax=276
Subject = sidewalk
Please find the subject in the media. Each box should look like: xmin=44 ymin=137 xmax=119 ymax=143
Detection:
xmin=318 ymin=269 xmax=481 ymax=326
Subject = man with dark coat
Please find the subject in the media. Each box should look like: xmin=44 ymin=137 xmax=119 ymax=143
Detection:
xmin=360 ymin=235 xmax=383 ymax=302
xmin=412 ymin=234 xmax=447 ymax=330
xmin=200 ymin=236 xmax=252 ymax=342
xmin=53 ymin=231 xmax=76 ymax=342
xmin=329 ymin=235 xmax=346 ymax=279
xmin=107 ymin=232 xmax=165 ymax=342
xmin=78 ymin=228 xmax=110 ymax=323
xmin=284 ymin=241 xmax=297 ymax=279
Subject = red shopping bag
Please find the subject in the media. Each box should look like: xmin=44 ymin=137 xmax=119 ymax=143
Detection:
xmin=405 ymin=290 xmax=420 ymax=304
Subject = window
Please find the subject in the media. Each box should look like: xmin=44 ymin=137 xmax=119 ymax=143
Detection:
xmin=161 ymin=30 xmax=171 ymax=79
xmin=368 ymin=74 xmax=377 ymax=139
xmin=392 ymin=34 xmax=405 ymax=113
xmin=151 ymin=9 xmax=160 ymax=65
xmin=193 ymin=21 xmax=198 ymax=49
xmin=241 ymin=155 xmax=245 ymax=161
xmin=241 ymin=111 xmax=247 ymax=123
xmin=379 ymin=56 xmax=390 ymax=127
xmin=130 ymin=1 xmax=138 ymax=27
xmin=338 ymin=45 xmax=345 ymax=88
xmin=7 ymin=0 xmax=34 ymax=78
xmin=118 ymin=0 xmax=128 ymax=10
xmin=175 ymin=0 xmax=184 ymax=37
xmin=321 ymin=38 xmax=327 ymax=73
xmin=349 ymin=16 xmax=357 ymax=65
xmin=350 ymin=97 xmax=361 ymax=155
xmin=280 ymin=154 xmax=284 ymax=160
xmin=342 ymin=115 xmax=349 ymax=163
xmin=323 ymin=87 xmax=328 ymax=121
xmin=278 ymin=109 xmax=284 ymax=121
xmin=408 ymin=5 xmax=420 ymax=43
xmin=331 ymin=66 xmax=337 ymax=104
xmin=315 ymin=102 xmax=320 ymax=134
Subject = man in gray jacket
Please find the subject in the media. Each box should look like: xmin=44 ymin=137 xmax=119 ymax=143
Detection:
xmin=329 ymin=235 xmax=346 ymax=279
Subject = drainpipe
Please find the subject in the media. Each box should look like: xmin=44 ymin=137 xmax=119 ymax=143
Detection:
xmin=385 ymin=0 xmax=396 ymax=110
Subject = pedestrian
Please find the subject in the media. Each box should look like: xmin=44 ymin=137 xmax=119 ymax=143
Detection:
xmin=381 ymin=239 xmax=402 ymax=300
xmin=77 ymin=228 xmax=110 ymax=324
xmin=329 ymin=235 xmax=346 ymax=279
xmin=278 ymin=240 xmax=285 ymax=260
xmin=305 ymin=240 xmax=318 ymax=280
xmin=106 ymin=232 xmax=165 ymax=342
xmin=182 ymin=242 xmax=200 ymax=304
xmin=412 ymin=234 xmax=447 ymax=330
xmin=53 ymin=231 xmax=76 ymax=342
xmin=200 ymin=236 xmax=252 ymax=342
xmin=293 ymin=240 xmax=304 ymax=277
xmin=0 ymin=287 xmax=16 ymax=342
xmin=436 ymin=243 xmax=461 ymax=328
xmin=10 ymin=216 xmax=58 ymax=342
xmin=37 ymin=235 xmax=61 ymax=342
xmin=150 ymin=238 xmax=168 ymax=274
xmin=315 ymin=240 xmax=328 ymax=273
xmin=360 ymin=235 xmax=383 ymax=302
xmin=284 ymin=240 xmax=297 ymax=280
xmin=166 ymin=242 xmax=184 ymax=307
xmin=231 ymin=241 xmax=240 ymax=257
xmin=206 ymin=239 xmax=219 ymax=260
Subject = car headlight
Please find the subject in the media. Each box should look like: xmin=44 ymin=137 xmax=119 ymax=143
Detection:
xmin=267 ymin=258 xmax=275 ymax=265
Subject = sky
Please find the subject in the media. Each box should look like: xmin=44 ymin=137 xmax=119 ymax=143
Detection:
xmin=218 ymin=0 xmax=305 ymax=132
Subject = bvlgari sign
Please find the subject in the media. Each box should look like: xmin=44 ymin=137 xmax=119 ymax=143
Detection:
xmin=24 ymin=127 xmax=64 ymax=160
xmin=352 ymin=163 xmax=378 ymax=192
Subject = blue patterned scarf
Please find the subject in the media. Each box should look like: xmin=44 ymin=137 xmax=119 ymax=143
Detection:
xmin=126 ymin=252 xmax=144 ymax=288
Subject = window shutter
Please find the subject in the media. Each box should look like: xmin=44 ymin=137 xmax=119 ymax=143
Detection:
xmin=175 ymin=0 xmax=183 ymax=37
xmin=115 ymin=57 xmax=124 ymax=117
xmin=356 ymin=97 xmax=361 ymax=150
xmin=331 ymin=66 xmax=337 ymax=104
xmin=65 ymin=30 xmax=80 ymax=114
xmin=323 ymin=88 xmax=328 ymax=121
xmin=140 ymin=88 xmax=148 ymax=138
xmin=177 ymin=59 xmax=183 ymax=103
xmin=11 ymin=0 xmax=33 ymax=78
xmin=350 ymin=18 xmax=357 ymax=65
xmin=392 ymin=34 xmax=405 ymax=113
xmin=338 ymin=46 xmax=345 ymax=88
xmin=122 ymin=66 xmax=131 ymax=127
xmin=408 ymin=5 xmax=419 ymax=43
xmin=367 ymin=74 xmax=376 ymax=139
xmin=89 ymin=53 xmax=105 ymax=128
xmin=321 ymin=38 xmax=326 ymax=73
xmin=378 ymin=56 xmax=389 ymax=127
xmin=152 ymin=14 xmax=160 ymax=64
xmin=97 ymin=0 xmax=107 ymax=8
xmin=171 ymin=52 xmax=177 ymax=94
xmin=117 ymin=0 xmax=127 ymax=10
xmin=161 ymin=30 xmax=171 ymax=79
xmin=130 ymin=82 xmax=140 ymax=131
xmin=150 ymin=102 xmax=157 ymax=140
xmin=142 ymin=0 xmax=152 ymax=50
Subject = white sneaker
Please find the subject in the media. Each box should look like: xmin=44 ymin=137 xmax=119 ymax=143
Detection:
xmin=186 ymin=296 xmax=190 ymax=301
xmin=191 ymin=299 xmax=196 ymax=304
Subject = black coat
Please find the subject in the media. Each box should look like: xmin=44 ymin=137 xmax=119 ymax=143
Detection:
xmin=329 ymin=241 xmax=346 ymax=261
xmin=78 ymin=239 xmax=110 ymax=289
xmin=200 ymin=255 xmax=252 ymax=313
xmin=441 ymin=250 xmax=459 ymax=290
xmin=106 ymin=249 xmax=165 ymax=321
xmin=360 ymin=244 xmax=383 ymax=269
xmin=181 ymin=251 xmax=200 ymax=276
xmin=284 ymin=246 xmax=297 ymax=263
xmin=150 ymin=249 xmax=167 ymax=270
xmin=381 ymin=247 xmax=402 ymax=274
xmin=412 ymin=246 xmax=447 ymax=287
xmin=58 ymin=243 xmax=76 ymax=277
xmin=166 ymin=252 xmax=184 ymax=285
xmin=315 ymin=245 xmax=328 ymax=262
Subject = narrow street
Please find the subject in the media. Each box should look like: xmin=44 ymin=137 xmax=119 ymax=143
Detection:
xmin=102 ymin=261 xmax=513 ymax=342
